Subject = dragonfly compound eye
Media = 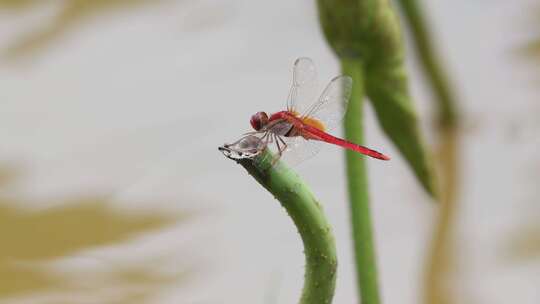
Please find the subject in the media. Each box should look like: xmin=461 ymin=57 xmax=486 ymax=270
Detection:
xmin=250 ymin=112 xmax=268 ymax=131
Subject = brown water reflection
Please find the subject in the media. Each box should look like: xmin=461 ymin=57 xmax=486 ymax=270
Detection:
xmin=0 ymin=0 xmax=167 ymax=59
xmin=506 ymin=223 xmax=540 ymax=262
xmin=0 ymin=167 xmax=193 ymax=303
xmin=0 ymin=0 xmax=39 ymax=10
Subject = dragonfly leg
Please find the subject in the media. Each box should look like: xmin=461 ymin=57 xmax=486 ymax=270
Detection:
xmin=270 ymin=135 xmax=281 ymax=166
xmin=259 ymin=132 xmax=273 ymax=154
xmin=256 ymin=133 xmax=272 ymax=164
xmin=242 ymin=130 xmax=265 ymax=136
xmin=277 ymin=136 xmax=288 ymax=152
xmin=275 ymin=135 xmax=282 ymax=157
xmin=271 ymin=134 xmax=288 ymax=166
xmin=261 ymin=132 xmax=270 ymax=144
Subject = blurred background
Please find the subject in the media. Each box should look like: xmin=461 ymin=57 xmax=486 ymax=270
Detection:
xmin=0 ymin=0 xmax=538 ymax=303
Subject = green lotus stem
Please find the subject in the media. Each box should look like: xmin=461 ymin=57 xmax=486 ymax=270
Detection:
xmin=394 ymin=2 xmax=461 ymax=303
xmin=423 ymin=128 xmax=460 ymax=304
xmin=317 ymin=1 xmax=429 ymax=303
xmin=395 ymin=0 xmax=458 ymax=129
xmin=229 ymin=149 xmax=337 ymax=304
xmin=317 ymin=0 xmax=436 ymax=197
xmin=341 ymin=58 xmax=381 ymax=304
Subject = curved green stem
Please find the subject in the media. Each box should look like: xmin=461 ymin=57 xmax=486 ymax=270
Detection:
xmin=342 ymin=59 xmax=381 ymax=304
xmin=228 ymin=150 xmax=337 ymax=304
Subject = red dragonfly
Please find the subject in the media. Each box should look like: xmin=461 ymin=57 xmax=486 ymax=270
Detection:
xmin=244 ymin=57 xmax=389 ymax=165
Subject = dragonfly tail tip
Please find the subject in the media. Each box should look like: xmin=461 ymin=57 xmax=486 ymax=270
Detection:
xmin=378 ymin=153 xmax=391 ymax=161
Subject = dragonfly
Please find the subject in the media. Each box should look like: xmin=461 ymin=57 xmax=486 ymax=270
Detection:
xmin=230 ymin=57 xmax=390 ymax=165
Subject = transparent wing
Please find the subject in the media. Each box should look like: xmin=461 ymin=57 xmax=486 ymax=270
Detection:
xmin=286 ymin=57 xmax=318 ymax=114
xmin=279 ymin=136 xmax=322 ymax=168
xmin=261 ymin=119 xmax=322 ymax=167
xmin=302 ymin=75 xmax=353 ymax=132
xmin=253 ymin=133 xmax=322 ymax=169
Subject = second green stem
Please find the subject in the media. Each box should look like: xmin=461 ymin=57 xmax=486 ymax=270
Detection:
xmin=342 ymin=59 xmax=381 ymax=304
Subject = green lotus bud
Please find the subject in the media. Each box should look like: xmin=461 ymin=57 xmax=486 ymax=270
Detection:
xmin=317 ymin=0 xmax=437 ymax=196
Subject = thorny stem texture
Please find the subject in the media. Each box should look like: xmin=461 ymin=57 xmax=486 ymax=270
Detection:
xmin=232 ymin=150 xmax=338 ymax=304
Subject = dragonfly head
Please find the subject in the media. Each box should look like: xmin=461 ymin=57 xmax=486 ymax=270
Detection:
xmin=250 ymin=112 xmax=269 ymax=131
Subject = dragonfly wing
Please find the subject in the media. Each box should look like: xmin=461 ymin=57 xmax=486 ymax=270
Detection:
xmin=286 ymin=57 xmax=318 ymax=114
xmin=302 ymin=75 xmax=353 ymax=132
xmin=256 ymin=119 xmax=321 ymax=168
xmin=250 ymin=134 xmax=321 ymax=169
xmin=277 ymin=136 xmax=322 ymax=168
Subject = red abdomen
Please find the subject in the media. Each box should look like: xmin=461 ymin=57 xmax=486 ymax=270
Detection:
xmin=303 ymin=124 xmax=390 ymax=160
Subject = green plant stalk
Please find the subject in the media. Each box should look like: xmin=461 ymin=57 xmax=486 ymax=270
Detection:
xmin=394 ymin=2 xmax=461 ymax=303
xmin=341 ymin=58 xmax=381 ymax=304
xmin=423 ymin=128 xmax=459 ymax=304
xmin=317 ymin=0 xmax=437 ymax=197
xmin=231 ymin=150 xmax=337 ymax=304
xmin=396 ymin=0 xmax=458 ymax=129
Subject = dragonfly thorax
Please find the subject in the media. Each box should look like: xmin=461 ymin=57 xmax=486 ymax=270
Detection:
xmin=250 ymin=111 xmax=269 ymax=131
